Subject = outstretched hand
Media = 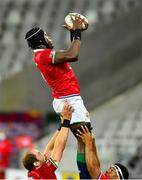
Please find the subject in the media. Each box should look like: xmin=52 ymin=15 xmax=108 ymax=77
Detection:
xmin=63 ymin=14 xmax=87 ymax=31
xmin=76 ymin=125 xmax=93 ymax=144
xmin=60 ymin=102 xmax=74 ymax=123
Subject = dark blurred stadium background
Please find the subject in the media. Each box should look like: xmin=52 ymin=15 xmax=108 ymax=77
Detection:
xmin=0 ymin=0 xmax=142 ymax=179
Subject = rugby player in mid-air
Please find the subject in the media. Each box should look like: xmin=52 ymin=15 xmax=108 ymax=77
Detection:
xmin=25 ymin=15 xmax=92 ymax=138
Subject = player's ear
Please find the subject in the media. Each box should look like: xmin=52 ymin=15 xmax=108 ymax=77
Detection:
xmin=33 ymin=161 xmax=40 ymax=167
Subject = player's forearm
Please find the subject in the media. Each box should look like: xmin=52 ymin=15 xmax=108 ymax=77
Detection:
xmin=67 ymin=40 xmax=81 ymax=60
xmin=44 ymin=130 xmax=59 ymax=155
xmin=86 ymin=139 xmax=100 ymax=167
xmin=71 ymin=39 xmax=81 ymax=52
xmin=51 ymin=127 xmax=69 ymax=162
xmin=85 ymin=140 xmax=101 ymax=179
xmin=68 ymin=28 xmax=82 ymax=60
xmin=54 ymin=127 xmax=69 ymax=152
xmin=54 ymin=38 xmax=81 ymax=63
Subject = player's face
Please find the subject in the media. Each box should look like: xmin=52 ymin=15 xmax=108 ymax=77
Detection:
xmin=44 ymin=32 xmax=54 ymax=49
xmin=105 ymin=166 xmax=119 ymax=179
xmin=30 ymin=149 xmax=46 ymax=163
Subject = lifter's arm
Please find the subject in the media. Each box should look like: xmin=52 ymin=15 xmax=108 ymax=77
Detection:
xmin=43 ymin=130 xmax=60 ymax=160
xmin=50 ymin=104 xmax=74 ymax=163
xmin=43 ymin=103 xmax=73 ymax=159
xmin=77 ymin=126 xmax=101 ymax=179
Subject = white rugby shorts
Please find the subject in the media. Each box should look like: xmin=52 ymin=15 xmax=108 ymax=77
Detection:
xmin=53 ymin=95 xmax=90 ymax=124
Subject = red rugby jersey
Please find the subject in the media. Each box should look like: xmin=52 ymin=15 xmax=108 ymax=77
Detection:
xmin=27 ymin=158 xmax=57 ymax=180
xmin=34 ymin=49 xmax=80 ymax=98
xmin=98 ymin=173 xmax=110 ymax=179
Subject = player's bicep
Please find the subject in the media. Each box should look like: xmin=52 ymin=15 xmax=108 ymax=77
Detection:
xmin=54 ymin=50 xmax=78 ymax=64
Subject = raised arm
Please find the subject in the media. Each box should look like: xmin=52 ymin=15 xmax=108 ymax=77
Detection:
xmin=43 ymin=130 xmax=60 ymax=159
xmin=54 ymin=39 xmax=81 ymax=63
xmin=77 ymin=126 xmax=101 ymax=179
xmin=54 ymin=15 xmax=84 ymax=64
xmin=50 ymin=103 xmax=74 ymax=163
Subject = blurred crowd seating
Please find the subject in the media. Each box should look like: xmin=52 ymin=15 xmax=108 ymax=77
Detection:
xmin=0 ymin=121 xmax=40 ymax=140
xmin=0 ymin=0 xmax=142 ymax=82
xmin=0 ymin=112 xmax=41 ymax=169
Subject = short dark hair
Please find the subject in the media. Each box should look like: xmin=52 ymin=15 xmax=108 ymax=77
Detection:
xmin=115 ymin=163 xmax=129 ymax=179
xmin=22 ymin=153 xmax=37 ymax=171
xmin=25 ymin=27 xmax=50 ymax=49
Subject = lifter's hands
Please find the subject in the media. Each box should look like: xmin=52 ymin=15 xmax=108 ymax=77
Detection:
xmin=60 ymin=102 xmax=74 ymax=123
xmin=76 ymin=125 xmax=94 ymax=144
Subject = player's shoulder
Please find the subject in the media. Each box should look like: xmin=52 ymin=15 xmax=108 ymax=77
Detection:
xmin=34 ymin=48 xmax=52 ymax=54
xmin=42 ymin=48 xmax=55 ymax=57
xmin=34 ymin=48 xmax=55 ymax=63
xmin=28 ymin=170 xmax=40 ymax=179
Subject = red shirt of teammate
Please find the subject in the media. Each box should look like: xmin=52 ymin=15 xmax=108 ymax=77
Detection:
xmin=99 ymin=173 xmax=110 ymax=179
xmin=27 ymin=158 xmax=57 ymax=180
xmin=34 ymin=49 xmax=80 ymax=98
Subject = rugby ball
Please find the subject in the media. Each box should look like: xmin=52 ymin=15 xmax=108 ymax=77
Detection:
xmin=65 ymin=12 xmax=88 ymax=31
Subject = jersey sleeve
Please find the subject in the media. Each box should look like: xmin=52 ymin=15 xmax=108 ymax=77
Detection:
xmin=45 ymin=158 xmax=58 ymax=173
xmin=28 ymin=171 xmax=40 ymax=180
xmin=40 ymin=49 xmax=56 ymax=65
